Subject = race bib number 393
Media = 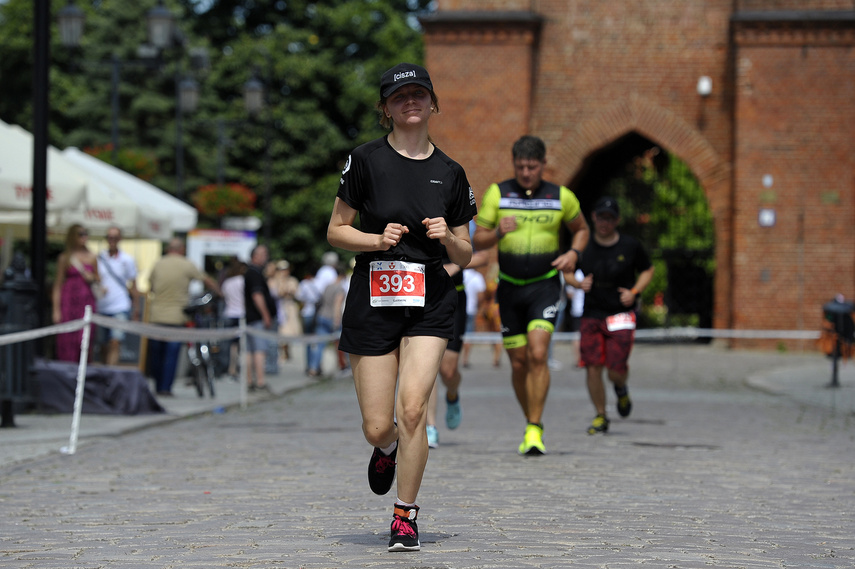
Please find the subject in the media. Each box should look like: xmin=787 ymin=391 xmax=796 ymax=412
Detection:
xmin=369 ymin=260 xmax=426 ymax=307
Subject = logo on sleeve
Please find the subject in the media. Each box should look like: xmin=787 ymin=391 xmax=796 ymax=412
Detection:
xmin=468 ymin=187 xmax=476 ymax=206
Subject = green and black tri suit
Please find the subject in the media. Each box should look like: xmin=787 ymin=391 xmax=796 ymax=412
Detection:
xmin=476 ymin=178 xmax=582 ymax=348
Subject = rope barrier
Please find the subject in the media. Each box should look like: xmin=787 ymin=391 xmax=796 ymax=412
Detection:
xmin=0 ymin=315 xmax=342 ymax=347
xmin=0 ymin=314 xmax=340 ymax=455
xmin=61 ymin=305 xmax=93 ymax=455
xmin=0 ymin=312 xmax=823 ymax=456
xmin=0 ymin=305 xmax=820 ymax=454
xmin=458 ymin=328 xmax=821 ymax=344
xmin=0 ymin=319 xmax=823 ymax=350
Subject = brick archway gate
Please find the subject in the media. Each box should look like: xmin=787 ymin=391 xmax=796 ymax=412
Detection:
xmin=550 ymin=95 xmax=732 ymax=330
xmin=423 ymin=3 xmax=855 ymax=346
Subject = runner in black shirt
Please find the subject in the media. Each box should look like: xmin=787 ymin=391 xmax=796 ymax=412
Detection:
xmin=327 ymin=63 xmax=476 ymax=552
xmin=568 ymin=197 xmax=655 ymax=435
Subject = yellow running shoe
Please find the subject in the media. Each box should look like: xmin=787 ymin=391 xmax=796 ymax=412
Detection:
xmin=587 ymin=414 xmax=610 ymax=435
xmin=518 ymin=423 xmax=546 ymax=455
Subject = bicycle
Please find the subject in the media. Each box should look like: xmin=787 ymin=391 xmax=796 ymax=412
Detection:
xmin=183 ymin=293 xmax=217 ymax=398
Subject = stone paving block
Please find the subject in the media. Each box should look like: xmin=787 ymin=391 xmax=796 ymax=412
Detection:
xmin=2 ymin=345 xmax=854 ymax=567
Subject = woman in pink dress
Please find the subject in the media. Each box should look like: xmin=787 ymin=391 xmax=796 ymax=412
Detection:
xmin=52 ymin=224 xmax=101 ymax=362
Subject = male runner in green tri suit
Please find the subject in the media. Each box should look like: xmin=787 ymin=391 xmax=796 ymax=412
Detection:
xmin=473 ymin=135 xmax=589 ymax=455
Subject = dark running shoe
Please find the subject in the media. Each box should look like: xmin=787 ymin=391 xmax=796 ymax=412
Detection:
xmin=587 ymin=414 xmax=610 ymax=435
xmin=616 ymin=387 xmax=632 ymax=418
xmin=368 ymin=445 xmax=397 ymax=495
xmin=388 ymin=504 xmax=420 ymax=552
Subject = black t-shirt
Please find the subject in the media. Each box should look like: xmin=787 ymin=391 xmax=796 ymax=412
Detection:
xmin=578 ymin=234 xmax=652 ymax=319
xmin=337 ymin=135 xmax=477 ymax=271
xmin=244 ymin=264 xmax=277 ymax=324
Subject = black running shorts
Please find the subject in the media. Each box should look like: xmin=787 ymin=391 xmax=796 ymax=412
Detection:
xmin=496 ymin=276 xmax=562 ymax=348
xmin=339 ymin=263 xmax=457 ymax=356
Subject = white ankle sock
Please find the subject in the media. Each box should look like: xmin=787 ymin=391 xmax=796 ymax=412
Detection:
xmin=380 ymin=440 xmax=397 ymax=455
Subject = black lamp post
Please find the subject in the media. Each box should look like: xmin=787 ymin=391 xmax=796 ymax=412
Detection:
xmin=57 ymin=1 xmax=85 ymax=47
xmin=175 ymin=76 xmax=199 ymax=200
xmin=31 ymin=0 xmax=51 ymax=328
xmin=56 ymin=0 xmax=200 ymax=200
xmin=146 ymin=1 xmax=175 ymax=50
xmin=243 ymin=74 xmax=273 ymax=244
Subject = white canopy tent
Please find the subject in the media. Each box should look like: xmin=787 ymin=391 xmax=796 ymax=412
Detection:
xmin=62 ymin=147 xmax=197 ymax=235
xmin=0 ymin=120 xmax=88 ymax=222
xmin=0 ymin=119 xmax=148 ymax=239
xmin=0 ymin=120 xmax=198 ymax=243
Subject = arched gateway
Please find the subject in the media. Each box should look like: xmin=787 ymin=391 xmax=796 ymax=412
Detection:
xmin=422 ymin=2 xmax=855 ymax=347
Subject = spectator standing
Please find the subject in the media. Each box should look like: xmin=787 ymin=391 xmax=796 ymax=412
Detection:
xmin=271 ymin=260 xmax=302 ymax=360
xmin=244 ymin=245 xmax=277 ymax=392
xmin=564 ymin=268 xmax=586 ymax=367
xmin=95 ymin=226 xmax=141 ymax=366
xmin=315 ymin=251 xmax=340 ymax=292
xmin=567 ymin=196 xmax=655 ymax=435
xmin=263 ymin=261 xmax=280 ymax=375
xmin=460 ymin=266 xmax=487 ymax=368
xmin=220 ymin=259 xmax=247 ymax=380
xmin=303 ymin=251 xmax=340 ymax=375
xmin=295 ymin=272 xmax=323 ymax=376
xmin=314 ymin=264 xmax=348 ymax=374
xmin=147 ymin=238 xmax=220 ymax=396
xmin=52 ymin=224 xmax=101 ymax=363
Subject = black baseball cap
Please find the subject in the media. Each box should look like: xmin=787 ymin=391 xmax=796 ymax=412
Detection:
xmin=380 ymin=63 xmax=433 ymax=98
xmin=593 ymin=196 xmax=620 ymax=216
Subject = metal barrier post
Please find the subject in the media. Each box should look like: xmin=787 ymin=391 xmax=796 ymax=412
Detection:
xmin=61 ymin=305 xmax=93 ymax=455
xmin=0 ymin=253 xmax=39 ymax=427
xmin=822 ymin=298 xmax=854 ymax=389
xmin=239 ymin=318 xmax=248 ymax=410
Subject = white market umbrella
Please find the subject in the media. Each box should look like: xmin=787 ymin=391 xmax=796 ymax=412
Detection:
xmin=62 ymin=147 xmax=197 ymax=235
xmin=0 ymin=119 xmax=87 ymax=212
xmin=0 ymin=120 xmax=141 ymax=238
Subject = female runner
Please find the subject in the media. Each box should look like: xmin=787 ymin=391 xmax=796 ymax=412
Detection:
xmin=327 ymin=62 xmax=476 ymax=552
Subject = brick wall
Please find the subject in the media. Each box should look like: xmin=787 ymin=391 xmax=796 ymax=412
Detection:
xmin=733 ymin=18 xmax=855 ymax=342
xmin=423 ymin=1 xmax=855 ymax=344
xmin=425 ymin=17 xmax=539 ymax=198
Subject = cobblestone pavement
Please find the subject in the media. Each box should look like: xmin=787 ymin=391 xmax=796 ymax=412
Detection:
xmin=1 ymin=343 xmax=854 ymax=568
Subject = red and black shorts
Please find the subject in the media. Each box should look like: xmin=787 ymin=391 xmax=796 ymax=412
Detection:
xmin=579 ymin=317 xmax=635 ymax=374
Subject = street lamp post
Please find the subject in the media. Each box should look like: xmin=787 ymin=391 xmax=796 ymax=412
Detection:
xmin=57 ymin=0 xmax=200 ymax=200
xmin=175 ymin=74 xmax=199 ymax=200
xmin=31 ymin=0 xmax=51 ymax=328
xmin=243 ymin=72 xmax=274 ymax=244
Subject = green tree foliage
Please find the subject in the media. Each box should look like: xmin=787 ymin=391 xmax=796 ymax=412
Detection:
xmin=0 ymin=0 xmax=38 ymax=128
xmin=612 ymin=152 xmax=714 ymax=262
xmin=604 ymin=149 xmax=714 ymax=326
xmin=0 ymin=0 xmax=432 ymax=275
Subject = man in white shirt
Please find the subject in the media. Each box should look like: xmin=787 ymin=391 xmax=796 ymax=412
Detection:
xmin=461 ymin=267 xmax=487 ymax=367
xmin=96 ymin=226 xmax=140 ymax=366
xmin=296 ymin=251 xmax=339 ymax=377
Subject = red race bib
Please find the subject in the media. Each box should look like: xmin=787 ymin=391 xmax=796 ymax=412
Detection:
xmin=606 ymin=311 xmax=636 ymax=332
xmin=369 ymin=261 xmax=426 ymax=307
